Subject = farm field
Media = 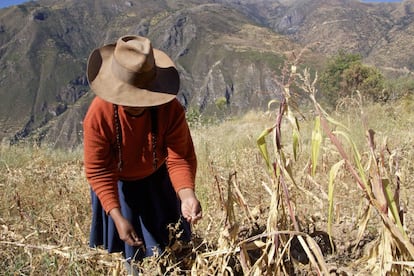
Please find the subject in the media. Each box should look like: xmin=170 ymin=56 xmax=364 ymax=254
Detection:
xmin=1 ymin=98 xmax=413 ymax=275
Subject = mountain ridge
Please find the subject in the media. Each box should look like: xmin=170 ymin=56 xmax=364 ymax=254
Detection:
xmin=0 ymin=0 xmax=412 ymax=148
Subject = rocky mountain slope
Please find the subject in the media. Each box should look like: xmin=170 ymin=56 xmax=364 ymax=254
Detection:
xmin=0 ymin=0 xmax=412 ymax=148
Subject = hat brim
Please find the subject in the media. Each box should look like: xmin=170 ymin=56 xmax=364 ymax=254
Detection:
xmin=87 ymin=44 xmax=179 ymax=107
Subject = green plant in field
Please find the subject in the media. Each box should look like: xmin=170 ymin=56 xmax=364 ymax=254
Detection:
xmin=186 ymin=107 xmax=203 ymax=127
xmin=215 ymin=96 xmax=228 ymax=111
xmin=386 ymin=76 xmax=414 ymax=101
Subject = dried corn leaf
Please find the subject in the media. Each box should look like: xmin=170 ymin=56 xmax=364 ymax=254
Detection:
xmin=328 ymin=160 xmax=344 ymax=252
xmin=353 ymin=204 xmax=371 ymax=253
xmin=311 ymin=116 xmax=322 ymax=176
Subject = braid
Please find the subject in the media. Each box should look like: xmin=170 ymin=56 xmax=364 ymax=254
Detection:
xmin=113 ymin=104 xmax=123 ymax=171
xmin=114 ymin=105 xmax=157 ymax=171
xmin=150 ymin=108 xmax=158 ymax=170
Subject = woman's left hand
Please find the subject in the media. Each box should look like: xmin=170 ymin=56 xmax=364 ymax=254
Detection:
xmin=178 ymin=188 xmax=202 ymax=224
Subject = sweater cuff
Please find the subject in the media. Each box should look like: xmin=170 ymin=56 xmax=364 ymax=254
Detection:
xmin=102 ymin=199 xmax=120 ymax=215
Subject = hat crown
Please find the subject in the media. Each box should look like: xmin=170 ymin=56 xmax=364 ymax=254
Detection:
xmin=114 ymin=36 xmax=155 ymax=74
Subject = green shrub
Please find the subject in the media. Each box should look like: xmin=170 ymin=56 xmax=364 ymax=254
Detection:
xmin=319 ymin=50 xmax=386 ymax=105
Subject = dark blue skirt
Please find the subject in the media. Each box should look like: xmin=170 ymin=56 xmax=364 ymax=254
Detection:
xmin=89 ymin=164 xmax=191 ymax=260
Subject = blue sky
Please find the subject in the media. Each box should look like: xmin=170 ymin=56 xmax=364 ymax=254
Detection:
xmin=0 ymin=0 xmax=403 ymax=9
xmin=366 ymin=0 xmax=402 ymax=1
xmin=0 ymin=0 xmax=32 ymax=8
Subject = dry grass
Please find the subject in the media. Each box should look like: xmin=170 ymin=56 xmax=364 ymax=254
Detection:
xmin=0 ymin=96 xmax=413 ymax=274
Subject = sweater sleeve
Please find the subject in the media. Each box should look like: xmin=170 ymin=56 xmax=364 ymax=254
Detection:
xmin=165 ymin=100 xmax=197 ymax=192
xmin=83 ymin=99 xmax=120 ymax=214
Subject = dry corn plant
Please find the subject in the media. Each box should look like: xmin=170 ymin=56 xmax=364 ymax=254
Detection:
xmin=295 ymin=67 xmax=414 ymax=275
xmin=187 ymin=168 xmax=262 ymax=275
xmin=249 ymin=46 xmax=414 ymax=275
xmin=251 ymin=49 xmax=333 ymax=275
xmin=185 ymin=48 xmax=337 ymax=276
xmin=185 ymin=49 xmax=341 ymax=275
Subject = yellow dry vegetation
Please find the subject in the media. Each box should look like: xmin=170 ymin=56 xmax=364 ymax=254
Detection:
xmin=1 ymin=93 xmax=413 ymax=274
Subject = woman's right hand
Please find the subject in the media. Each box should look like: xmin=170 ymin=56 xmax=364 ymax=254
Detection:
xmin=109 ymin=208 xmax=143 ymax=247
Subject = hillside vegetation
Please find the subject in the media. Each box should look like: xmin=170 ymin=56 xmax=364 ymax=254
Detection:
xmin=1 ymin=95 xmax=413 ymax=274
xmin=0 ymin=0 xmax=413 ymax=148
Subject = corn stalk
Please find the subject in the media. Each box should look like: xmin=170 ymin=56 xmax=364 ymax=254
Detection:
xmin=256 ymin=50 xmax=330 ymax=275
xmin=298 ymin=68 xmax=414 ymax=275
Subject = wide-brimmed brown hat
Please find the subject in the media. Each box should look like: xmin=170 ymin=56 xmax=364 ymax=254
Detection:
xmin=87 ymin=35 xmax=179 ymax=107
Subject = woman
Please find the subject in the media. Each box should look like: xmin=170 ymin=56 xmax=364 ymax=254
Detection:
xmin=83 ymin=35 xmax=202 ymax=262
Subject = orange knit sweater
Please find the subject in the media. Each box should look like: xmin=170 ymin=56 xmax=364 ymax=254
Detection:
xmin=83 ymin=97 xmax=197 ymax=213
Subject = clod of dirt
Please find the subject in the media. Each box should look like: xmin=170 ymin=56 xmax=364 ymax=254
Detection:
xmin=290 ymin=231 xmax=335 ymax=264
